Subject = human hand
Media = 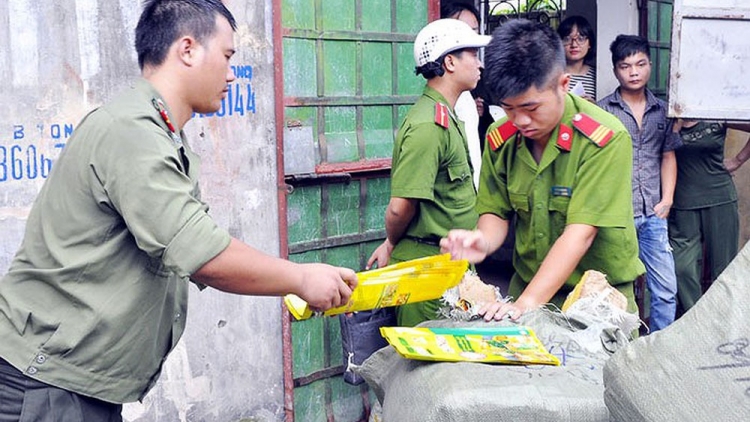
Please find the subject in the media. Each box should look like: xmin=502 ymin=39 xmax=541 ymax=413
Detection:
xmin=475 ymin=97 xmax=485 ymax=117
xmin=724 ymin=157 xmax=742 ymax=174
xmin=439 ymin=229 xmax=489 ymax=263
xmin=366 ymin=239 xmax=394 ymax=270
xmin=477 ymin=298 xmax=530 ymax=322
xmin=297 ymin=264 xmax=357 ymax=311
xmin=653 ymin=200 xmax=672 ymax=219
xmin=581 ymin=94 xmax=595 ymax=103
xmin=672 ymin=118 xmax=684 ymax=133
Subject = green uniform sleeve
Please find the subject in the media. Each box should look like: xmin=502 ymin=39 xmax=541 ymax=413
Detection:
xmin=95 ymin=115 xmax=230 ymax=277
xmin=390 ymin=122 xmax=444 ymax=201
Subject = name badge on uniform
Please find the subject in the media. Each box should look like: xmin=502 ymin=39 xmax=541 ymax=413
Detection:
xmin=550 ymin=186 xmax=572 ymax=197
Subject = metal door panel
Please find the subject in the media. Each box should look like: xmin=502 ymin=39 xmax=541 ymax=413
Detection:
xmin=669 ymin=0 xmax=750 ymax=119
xmin=647 ymin=0 xmax=673 ymax=98
xmin=277 ymin=1 xmax=438 ymax=420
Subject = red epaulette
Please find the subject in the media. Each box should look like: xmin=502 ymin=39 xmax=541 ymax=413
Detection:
xmin=434 ymin=102 xmax=450 ymax=129
xmin=572 ymin=113 xmax=614 ymax=147
xmin=556 ymin=123 xmax=573 ymax=151
xmin=486 ymin=120 xmax=518 ymax=151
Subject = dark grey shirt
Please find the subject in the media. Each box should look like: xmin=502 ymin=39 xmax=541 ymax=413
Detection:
xmin=598 ymin=89 xmax=682 ymax=217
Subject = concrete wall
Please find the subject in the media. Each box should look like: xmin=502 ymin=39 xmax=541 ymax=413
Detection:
xmin=0 ymin=1 xmax=285 ymax=421
xmin=726 ymin=130 xmax=750 ymax=248
xmin=595 ymin=0 xmax=640 ymax=100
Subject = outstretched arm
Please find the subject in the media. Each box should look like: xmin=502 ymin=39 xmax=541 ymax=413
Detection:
xmin=440 ymin=213 xmax=509 ymax=263
xmin=193 ymin=238 xmax=357 ymax=311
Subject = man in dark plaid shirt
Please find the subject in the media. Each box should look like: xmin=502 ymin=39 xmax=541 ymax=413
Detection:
xmin=598 ymin=35 xmax=682 ymax=332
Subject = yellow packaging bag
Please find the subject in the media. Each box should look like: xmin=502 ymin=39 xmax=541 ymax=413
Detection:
xmin=380 ymin=326 xmax=560 ymax=366
xmin=284 ymin=254 xmax=468 ymax=320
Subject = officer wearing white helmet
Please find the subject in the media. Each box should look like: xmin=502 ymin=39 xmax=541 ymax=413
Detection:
xmin=367 ymin=19 xmax=490 ymax=326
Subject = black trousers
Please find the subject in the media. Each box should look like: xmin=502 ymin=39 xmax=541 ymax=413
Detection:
xmin=0 ymin=358 xmax=122 ymax=422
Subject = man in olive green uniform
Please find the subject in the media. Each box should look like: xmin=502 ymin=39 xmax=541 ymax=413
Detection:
xmin=0 ymin=1 xmax=356 ymax=420
xmin=441 ymin=19 xmax=644 ymax=321
xmin=367 ymin=19 xmax=490 ymax=326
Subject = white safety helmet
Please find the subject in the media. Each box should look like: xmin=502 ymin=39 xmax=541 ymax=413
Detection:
xmin=413 ymin=18 xmax=491 ymax=68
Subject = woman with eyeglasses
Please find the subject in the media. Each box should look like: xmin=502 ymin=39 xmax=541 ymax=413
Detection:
xmin=557 ymin=16 xmax=596 ymax=101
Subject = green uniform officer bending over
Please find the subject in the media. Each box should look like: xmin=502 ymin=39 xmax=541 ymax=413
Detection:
xmin=441 ymin=19 xmax=645 ymax=321
xmin=367 ymin=19 xmax=490 ymax=326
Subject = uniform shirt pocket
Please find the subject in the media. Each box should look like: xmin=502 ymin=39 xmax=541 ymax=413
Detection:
xmin=437 ymin=162 xmax=474 ymax=208
xmin=508 ymin=192 xmax=530 ymax=214
xmin=548 ymin=195 xmax=571 ymax=240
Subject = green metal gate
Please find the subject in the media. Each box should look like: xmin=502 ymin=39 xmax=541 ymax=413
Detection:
xmin=641 ymin=0 xmax=673 ymax=99
xmin=274 ymin=1 xmax=439 ymax=420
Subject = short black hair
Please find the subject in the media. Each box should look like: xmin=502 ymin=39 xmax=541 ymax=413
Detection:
xmin=557 ymin=15 xmax=596 ymax=62
xmin=440 ymin=0 xmax=480 ymax=23
xmin=135 ymin=0 xmax=237 ymax=70
xmin=415 ymin=49 xmax=469 ymax=80
xmin=609 ymin=34 xmax=650 ymax=66
xmin=484 ymin=19 xmax=565 ymax=102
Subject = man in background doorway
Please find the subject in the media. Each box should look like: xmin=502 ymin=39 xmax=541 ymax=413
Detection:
xmin=598 ymin=34 xmax=682 ymax=332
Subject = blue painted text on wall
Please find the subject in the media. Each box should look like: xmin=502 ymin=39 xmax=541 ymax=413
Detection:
xmin=2 ymin=124 xmax=72 ymax=182
xmin=0 ymin=144 xmax=62 ymax=182
xmin=194 ymin=82 xmax=256 ymax=119
xmin=194 ymin=64 xmax=257 ymax=119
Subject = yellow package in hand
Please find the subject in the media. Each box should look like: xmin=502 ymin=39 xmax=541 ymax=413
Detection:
xmin=284 ymin=254 xmax=468 ymax=320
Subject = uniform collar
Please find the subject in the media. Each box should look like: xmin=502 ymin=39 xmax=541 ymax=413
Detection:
xmin=551 ymin=94 xmax=578 ymax=152
xmin=136 ymin=78 xmax=165 ymax=106
xmin=136 ymin=78 xmax=182 ymax=146
xmin=518 ymin=95 xmax=578 ymax=172
xmin=487 ymin=95 xmax=577 ymax=154
xmin=560 ymin=93 xmax=578 ymax=125
xmin=422 ymin=86 xmax=455 ymax=115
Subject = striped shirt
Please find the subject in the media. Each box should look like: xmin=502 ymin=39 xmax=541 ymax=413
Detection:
xmin=569 ymin=66 xmax=596 ymax=99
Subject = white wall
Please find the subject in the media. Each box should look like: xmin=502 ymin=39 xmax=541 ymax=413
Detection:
xmin=0 ymin=1 xmax=285 ymax=420
xmin=596 ymin=0 xmax=640 ymax=99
